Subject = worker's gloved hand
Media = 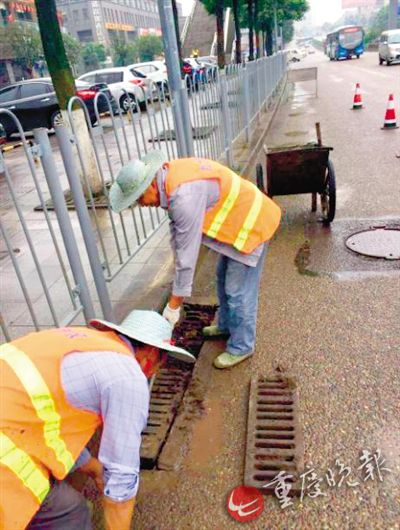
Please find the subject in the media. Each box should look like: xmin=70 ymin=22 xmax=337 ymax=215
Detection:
xmin=162 ymin=304 xmax=181 ymax=327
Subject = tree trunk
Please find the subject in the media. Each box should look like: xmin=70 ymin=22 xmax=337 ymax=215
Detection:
xmin=247 ymin=0 xmax=254 ymax=61
xmin=35 ymin=0 xmax=102 ymax=196
xmin=254 ymin=0 xmax=259 ymax=58
xmin=171 ymin=0 xmax=183 ymax=67
xmin=232 ymin=0 xmax=241 ymax=64
xmin=266 ymin=20 xmax=273 ymax=56
xmin=215 ymin=3 xmax=225 ymax=69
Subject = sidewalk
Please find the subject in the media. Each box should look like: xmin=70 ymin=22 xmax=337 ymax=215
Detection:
xmin=133 ymin=53 xmax=400 ymax=529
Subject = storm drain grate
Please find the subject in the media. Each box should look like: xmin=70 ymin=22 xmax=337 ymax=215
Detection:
xmin=244 ymin=374 xmax=304 ymax=495
xmin=140 ymin=304 xmax=217 ymax=468
xmin=140 ymin=366 xmax=191 ymax=468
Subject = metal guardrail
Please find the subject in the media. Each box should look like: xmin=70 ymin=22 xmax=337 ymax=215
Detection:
xmin=0 ymin=53 xmax=287 ymax=342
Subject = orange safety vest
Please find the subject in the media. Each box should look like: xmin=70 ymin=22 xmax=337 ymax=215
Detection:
xmin=164 ymin=158 xmax=281 ymax=254
xmin=0 ymin=327 xmax=133 ymax=530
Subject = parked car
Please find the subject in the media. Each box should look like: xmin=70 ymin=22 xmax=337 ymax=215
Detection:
xmin=0 ymin=79 xmax=116 ymax=140
xmin=379 ymin=29 xmax=400 ymax=65
xmin=131 ymin=61 xmax=168 ymax=89
xmin=78 ymin=66 xmax=149 ymax=112
xmin=0 ymin=122 xmax=6 ymax=145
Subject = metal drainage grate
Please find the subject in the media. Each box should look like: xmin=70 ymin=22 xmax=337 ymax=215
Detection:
xmin=245 ymin=375 xmax=303 ymax=495
xmin=140 ymin=304 xmax=217 ymax=468
xmin=345 ymin=226 xmax=400 ymax=260
xmin=140 ymin=366 xmax=191 ymax=468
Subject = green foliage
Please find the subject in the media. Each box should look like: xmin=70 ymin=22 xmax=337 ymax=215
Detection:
xmin=134 ymin=35 xmax=163 ymax=62
xmin=82 ymin=42 xmax=107 ymax=70
xmin=110 ymin=33 xmax=135 ymax=66
xmin=1 ymin=22 xmax=43 ymax=70
xmin=365 ymin=5 xmax=390 ymax=45
xmin=62 ymin=33 xmax=82 ymax=69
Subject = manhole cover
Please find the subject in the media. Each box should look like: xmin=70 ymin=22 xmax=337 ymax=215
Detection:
xmin=244 ymin=375 xmax=303 ymax=495
xmin=345 ymin=227 xmax=400 ymax=260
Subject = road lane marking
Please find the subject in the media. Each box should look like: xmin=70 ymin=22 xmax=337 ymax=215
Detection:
xmin=330 ymin=75 xmax=344 ymax=83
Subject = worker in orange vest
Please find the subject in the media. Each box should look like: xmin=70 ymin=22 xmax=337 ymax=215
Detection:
xmin=109 ymin=152 xmax=281 ymax=369
xmin=0 ymin=310 xmax=194 ymax=530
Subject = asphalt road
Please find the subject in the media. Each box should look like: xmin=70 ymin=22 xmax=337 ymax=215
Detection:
xmin=134 ymin=51 xmax=400 ymax=530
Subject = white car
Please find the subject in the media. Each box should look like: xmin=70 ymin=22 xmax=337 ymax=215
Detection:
xmin=130 ymin=61 xmax=168 ymax=88
xmin=379 ymin=29 xmax=400 ymax=65
xmin=78 ymin=67 xmax=148 ymax=112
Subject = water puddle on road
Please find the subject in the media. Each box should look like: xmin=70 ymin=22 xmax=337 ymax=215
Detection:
xmin=185 ymin=398 xmax=224 ymax=472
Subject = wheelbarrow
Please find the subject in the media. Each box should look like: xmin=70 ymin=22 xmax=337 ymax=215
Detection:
xmin=256 ymin=123 xmax=336 ymax=224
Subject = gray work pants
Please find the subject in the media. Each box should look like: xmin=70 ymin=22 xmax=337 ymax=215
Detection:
xmin=27 ymin=480 xmax=92 ymax=530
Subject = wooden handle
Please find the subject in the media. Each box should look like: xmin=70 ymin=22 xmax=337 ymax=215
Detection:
xmin=316 ymin=122 xmax=322 ymax=146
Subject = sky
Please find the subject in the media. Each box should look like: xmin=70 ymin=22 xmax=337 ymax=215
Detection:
xmin=180 ymin=0 xmax=344 ymax=25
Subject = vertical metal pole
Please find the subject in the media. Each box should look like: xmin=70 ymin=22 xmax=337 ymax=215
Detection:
xmin=55 ymin=125 xmax=114 ymax=322
xmin=219 ymin=75 xmax=233 ymax=167
xmin=33 ymin=128 xmax=96 ymax=323
xmin=388 ymin=0 xmax=398 ymax=30
xmin=158 ymin=0 xmax=194 ymax=156
xmin=243 ymin=66 xmax=251 ymax=143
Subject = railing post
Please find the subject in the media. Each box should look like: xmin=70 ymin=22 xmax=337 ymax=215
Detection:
xmin=219 ymin=74 xmax=233 ymax=167
xmin=243 ymin=66 xmax=251 ymax=143
xmin=55 ymin=124 xmax=114 ymax=322
xmin=33 ymin=128 xmax=96 ymax=323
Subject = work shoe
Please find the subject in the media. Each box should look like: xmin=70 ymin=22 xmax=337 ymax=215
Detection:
xmin=202 ymin=325 xmax=230 ymax=338
xmin=213 ymin=352 xmax=252 ymax=369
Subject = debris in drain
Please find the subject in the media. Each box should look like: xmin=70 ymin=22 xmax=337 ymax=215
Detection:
xmin=345 ymin=226 xmax=400 ymax=260
xmin=244 ymin=374 xmax=303 ymax=495
xmin=173 ymin=303 xmax=218 ymax=358
xmin=140 ymin=304 xmax=217 ymax=468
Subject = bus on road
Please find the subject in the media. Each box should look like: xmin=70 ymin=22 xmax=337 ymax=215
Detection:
xmin=326 ymin=25 xmax=365 ymax=61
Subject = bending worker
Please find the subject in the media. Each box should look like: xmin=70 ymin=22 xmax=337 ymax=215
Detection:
xmin=109 ymin=152 xmax=281 ymax=369
xmin=0 ymin=310 xmax=194 ymax=530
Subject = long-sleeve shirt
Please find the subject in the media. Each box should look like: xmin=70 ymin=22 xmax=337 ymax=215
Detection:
xmin=157 ymin=169 xmax=265 ymax=297
xmin=60 ymin=347 xmax=149 ymax=502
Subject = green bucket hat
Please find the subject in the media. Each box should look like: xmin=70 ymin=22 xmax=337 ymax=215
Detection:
xmin=90 ymin=310 xmax=195 ymax=364
xmin=109 ymin=150 xmax=168 ymax=213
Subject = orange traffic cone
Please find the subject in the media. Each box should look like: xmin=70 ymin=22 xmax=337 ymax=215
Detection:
xmin=381 ymin=94 xmax=398 ymax=129
xmin=352 ymin=83 xmax=363 ymax=109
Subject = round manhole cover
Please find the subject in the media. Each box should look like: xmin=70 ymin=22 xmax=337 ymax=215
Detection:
xmin=346 ymin=227 xmax=400 ymax=260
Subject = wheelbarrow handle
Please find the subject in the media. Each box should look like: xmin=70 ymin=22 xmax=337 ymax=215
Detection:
xmin=315 ymin=122 xmax=322 ymax=147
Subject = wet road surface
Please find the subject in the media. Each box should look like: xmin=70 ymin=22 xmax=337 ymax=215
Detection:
xmin=133 ymin=51 xmax=400 ymax=530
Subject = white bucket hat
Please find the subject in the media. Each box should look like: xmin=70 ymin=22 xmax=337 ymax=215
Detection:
xmin=109 ymin=150 xmax=168 ymax=213
xmin=90 ymin=310 xmax=195 ymax=364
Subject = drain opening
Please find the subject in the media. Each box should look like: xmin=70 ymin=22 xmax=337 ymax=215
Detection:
xmin=140 ymin=303 xmax=217 ymax=469
xmin=245 ymin=374 xmax=304 ymax=495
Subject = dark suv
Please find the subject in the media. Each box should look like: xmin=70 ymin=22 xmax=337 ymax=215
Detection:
xmin=0 ymin=79 xmax=117 ymax=139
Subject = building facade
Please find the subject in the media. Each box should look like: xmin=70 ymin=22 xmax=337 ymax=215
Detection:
xmin=56 ymin=0 xmax=172 ymax=45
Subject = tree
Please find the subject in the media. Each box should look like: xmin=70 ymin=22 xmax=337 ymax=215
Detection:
xmin=82 ymin=43 xmax=107 ymax=71
xmin=247 ymin=0 xmax=255 ymax=60
xmin=171 ymin=0 xmax=183 ymax=65
xmin=134 ymin=35 xmax=163 ymax=61
xmin=227 ymin=0 xmax=243 ymax=63
xmin=201 ymin=0 xmax=226 ymax=69
xmin=34 ymin=0 xmax=103 ymax=195
xmin=258 ymin=0 xmax=309 ymax=56
xmin=2 ymin=22 xmax=43 ymax=74
xmin=110 ymin=33 xmax=133 ymax=66
xmin=62 ymin=33 xmax=82 ymax=73
xmin=365 ymin=5 xmax=389 ymax=45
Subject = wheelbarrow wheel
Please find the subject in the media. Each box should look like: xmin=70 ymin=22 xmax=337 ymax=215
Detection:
xmin=320 ymin=159 xmax=336 ymax=224
xmin=256 ymin=163 xmax=266 ymax=194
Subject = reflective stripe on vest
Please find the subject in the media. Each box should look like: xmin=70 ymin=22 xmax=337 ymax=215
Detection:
xmin=0 ymin=344 xmax=75 ymax=474
xmin=233 ymin=188 xmax=263 ymax=251
xmin=0 ymin=431 xmax=50 ymax=503
xmin=206 ymin=172 xmax=241 ymax=239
